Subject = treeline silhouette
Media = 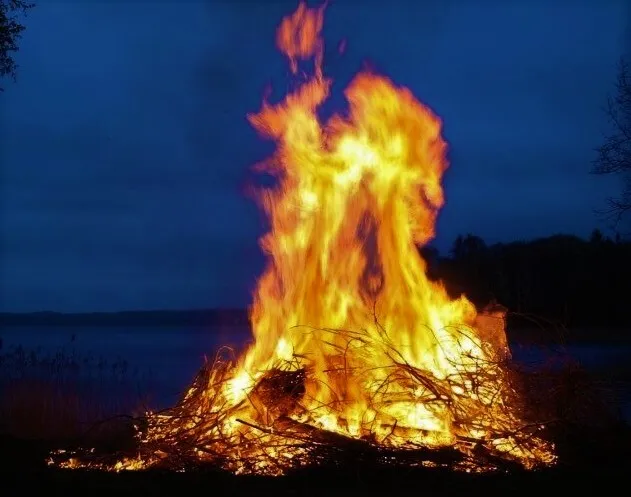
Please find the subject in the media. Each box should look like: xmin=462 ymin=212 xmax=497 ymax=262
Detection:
xmin=2 ymin=230 xmax=628 ymax=343
xmin=422 ymin=229 xmax=630 ymax=341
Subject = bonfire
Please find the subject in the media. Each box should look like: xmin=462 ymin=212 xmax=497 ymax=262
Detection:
xmin=53 ymin=2 xmax=555 ymax=475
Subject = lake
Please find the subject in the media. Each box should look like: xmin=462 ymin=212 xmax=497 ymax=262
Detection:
xmin=0 ymin=325 xmax=253 ymax=410
xmin=1 ymin=325 xmax=630 ymax=419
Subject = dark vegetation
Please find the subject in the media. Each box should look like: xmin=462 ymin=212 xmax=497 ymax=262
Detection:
xmin=3 ymin=230 xmax=629 ymax=342
xmin=422 ymin=230 xmax=631 ymax=342
xmin=0 ymin=342 xmax=153 ymax=441
xmin=2 ymin=227 xmax=631 ymax=495
xmin=0 ymin=0 xmax=34 ymax=91
xmin=1 ymin=350 xmax=629 ymax=496
xmin=592 ymin=58 xmax=631 ymax=220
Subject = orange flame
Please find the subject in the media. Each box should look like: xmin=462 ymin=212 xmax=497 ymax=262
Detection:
xmin=276 ymin=1 xmax=325 ymax=75
xmin=62 ymin=2 xmax=554 ymax=475
xmin=225 ymin=2 xmax=536 ymax=452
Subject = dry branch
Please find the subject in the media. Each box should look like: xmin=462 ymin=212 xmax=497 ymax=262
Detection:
xmin=49 ymin=321 xmax=556 ymax=475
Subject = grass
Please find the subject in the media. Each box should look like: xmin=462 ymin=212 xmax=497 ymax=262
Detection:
xmin=38 ymin=327 xmax=631 ymax=476
xmin=1 ymin=330 xmax=630 ymax=497
xmin=0 ymin=338 xmax=154 ymax=441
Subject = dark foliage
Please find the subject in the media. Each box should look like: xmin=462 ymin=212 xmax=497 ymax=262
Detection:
xmin=429 ymin=231 xmax=631 ymax=339
xmin=7 ymin=359 xmax=630 ymax=496
xmin=0 ymin=0 xmax=34 ymax=90
xmin=593 ymin=58 xmax=631 ymax=221
xmin=2 ymin=231 xmax=629 ymax=341
xmin=0 ymin=343 xmax=153 ymax=440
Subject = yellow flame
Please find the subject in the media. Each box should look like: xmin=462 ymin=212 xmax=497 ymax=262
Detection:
xmin=56 ymin=2 xmax=554 ymax=474
xmin=233 ymin=1 xmax=514 ymax=447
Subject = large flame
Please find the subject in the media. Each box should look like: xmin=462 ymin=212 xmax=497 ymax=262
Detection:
xmin=56 ymin=2 xmax=554 ymax=475
xmin=236 ymin=1 xmax=495 ymax=444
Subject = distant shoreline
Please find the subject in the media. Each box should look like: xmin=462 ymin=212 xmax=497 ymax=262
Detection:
xmin=1 ymin=309 xmax=629 ymax=345
xmin=0 ymin=309 xmax=250 ymax=327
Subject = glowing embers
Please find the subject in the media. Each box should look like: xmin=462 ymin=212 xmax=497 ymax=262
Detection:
xmin=51 ymin=1 xmax=555 ymax=474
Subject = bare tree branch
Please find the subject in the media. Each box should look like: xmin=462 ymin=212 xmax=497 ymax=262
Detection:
xmin=593 ymin=58 xmax=631 ymax=220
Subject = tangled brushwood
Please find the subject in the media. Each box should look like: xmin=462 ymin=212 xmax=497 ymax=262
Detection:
xmin=51 ymin=2 xmax=560 ymax=474
xmin=51 ymin=323 xmax=555 ymax=475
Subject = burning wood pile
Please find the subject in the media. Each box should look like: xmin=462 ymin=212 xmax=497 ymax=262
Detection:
xmin=52 ymin=2 xmax=555 ymax=475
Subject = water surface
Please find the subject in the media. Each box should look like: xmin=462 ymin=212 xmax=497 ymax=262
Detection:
xmin=2 ymin=325 xmax=629 ymax=417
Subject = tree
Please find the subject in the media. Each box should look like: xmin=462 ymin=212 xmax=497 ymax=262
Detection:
xmin=0 ymin=0 xmax=34 ymax=91
xmin=450 ymin=234 xmax=487 ymax=261
xmin=589 ymin=228 xmax=604 ymax=244
xmin=593 ymin=58 xmax=631 ymax=220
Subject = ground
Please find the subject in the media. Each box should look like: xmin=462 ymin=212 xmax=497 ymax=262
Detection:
xmin=3 ymin=423 xmax=630 ymax=497
xmin=3 ymin=458 xmax=629 ymax=497
xmin=2 ymin=335 xmax=630 ymax=496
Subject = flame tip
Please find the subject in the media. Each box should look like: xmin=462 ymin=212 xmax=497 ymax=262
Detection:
xmin=56 ymin=0 xmax=554 ymax=473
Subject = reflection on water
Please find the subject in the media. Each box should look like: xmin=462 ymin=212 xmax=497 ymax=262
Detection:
xmin=1 ymin=326 xmax=629 ymax=417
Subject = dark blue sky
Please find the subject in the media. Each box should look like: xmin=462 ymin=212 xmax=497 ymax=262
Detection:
xmin=1 ymin=1 xmax=629 ymax=312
